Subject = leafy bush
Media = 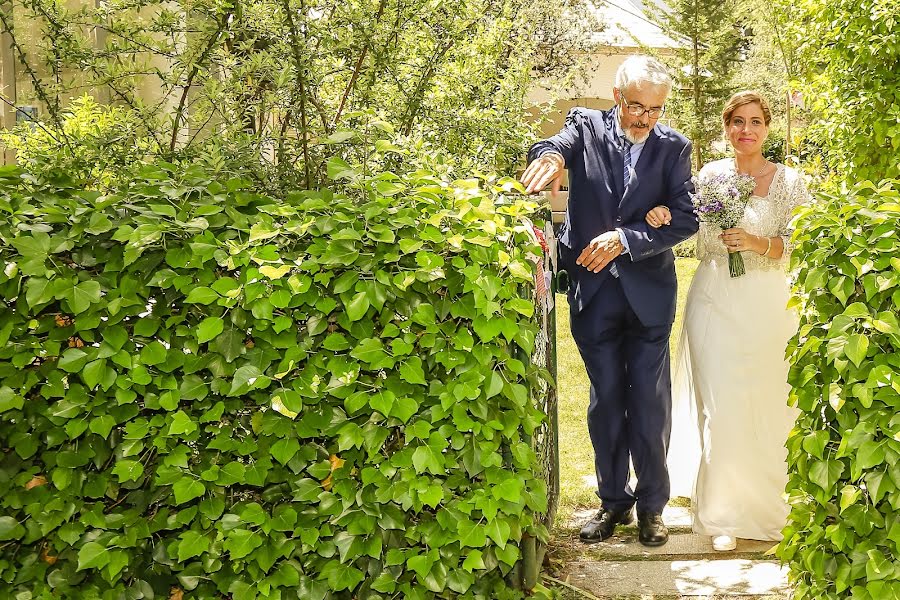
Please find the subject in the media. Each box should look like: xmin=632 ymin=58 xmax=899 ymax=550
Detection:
xmin=0 ymin=97 xmax=149 ymax=190
xmin=1 ymin=0 xmax=604 ymax=189
xmin=789 ymin=0 xmax=900 ymax=181
xmin=778 ymin=179 xmax=900 ymax=599
xmin=0 ymin=157 xmax=552 ymax=599
xmin=672 ymin=239 xmax=696 ymax=259
xmin=762 ymin=127 xmax=786 ymax=164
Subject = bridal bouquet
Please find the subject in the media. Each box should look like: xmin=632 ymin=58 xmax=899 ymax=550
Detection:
xmin=691 ymin=170 xmax=757 ymax=277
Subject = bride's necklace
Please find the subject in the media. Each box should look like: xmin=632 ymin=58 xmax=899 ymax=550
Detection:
xmin=735 ymin=159 xmax=770 ymax=178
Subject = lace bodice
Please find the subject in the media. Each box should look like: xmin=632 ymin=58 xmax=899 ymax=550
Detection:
xmin=695 ymin=160 xmax=810 ymax=272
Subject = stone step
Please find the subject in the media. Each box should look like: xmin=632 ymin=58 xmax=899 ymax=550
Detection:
xmin=566 ymin=505 xmax=694 ymax=531
xmin=561 ymin=559 xmax=790 ymax=597
xmin=558 ymin=532 xmax=777 ymax=560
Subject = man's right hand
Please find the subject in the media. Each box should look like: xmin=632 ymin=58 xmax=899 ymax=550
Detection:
xmin=520 ymin=152 xmax=565 ymax=195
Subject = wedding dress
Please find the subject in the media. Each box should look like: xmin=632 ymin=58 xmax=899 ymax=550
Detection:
xmin=667 ymin=160 xmax=811 ymax=540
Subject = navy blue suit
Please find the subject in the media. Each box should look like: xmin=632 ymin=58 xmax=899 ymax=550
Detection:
xmin=528 ymin=107 xmax=698 ymax=514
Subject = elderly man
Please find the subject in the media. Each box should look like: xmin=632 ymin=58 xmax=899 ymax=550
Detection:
xmin=521 ymin=56 xmax=698 ymax=546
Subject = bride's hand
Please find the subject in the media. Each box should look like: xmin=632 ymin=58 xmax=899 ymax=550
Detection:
xmin=645 ymin=206 xmax=672 ymax=228
xmin=720 ymin=228 xmax=765 ymax=254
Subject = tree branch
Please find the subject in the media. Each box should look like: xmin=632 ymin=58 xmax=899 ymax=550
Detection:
xmin=170 ymin=15 xmax=230 ymax=152
xmin=401 ymin=37 xmax=457 ymax=136
xmin=280 ymin=0 xmax=312 ymax=188
xmin=0 ymin=6 xmax=74 ymax=153
xmin=332 ymin=0 xmax=387 ymax=127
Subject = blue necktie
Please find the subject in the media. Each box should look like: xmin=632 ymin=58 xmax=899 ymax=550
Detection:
xmin=623 ymin=138 xmax=633 ymax=190
xmin=610 ymin=138 xmax=633 ymax=279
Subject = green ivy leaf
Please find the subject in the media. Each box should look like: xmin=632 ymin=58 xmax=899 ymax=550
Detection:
xmin=224 ymin=529 xmax=264 ymax=559
xmin=485 ymin=518 xmax=512 ymax=548
xmin=169 ymin=410 xmax=198 ymax=436
xmin=462 ymin=550 xmax=485 ymax=572
xmin=58 ymin=348 xmax=90 ymax=372
xmin=229 ymin=365 xmax=266 ymax=396
xmin=370 ymin=391 xmax=396 ymax=417
xmin=0 ymin=387 xmax=24 ymax=413
xmin=112 ymin=459 xmax=144 ymax=483
xmin=25 ymin=277 xmax=53 ymax=308
xmin=89 ymin=414 xmax=117 ymax=439
xmin=271 ymin=437 xmax=300 ymax=465
xmin=67 ymin=280 xmax=102 ymax=314
xmin=866 ymin=550 xmax=892 ymax=581
xmin=505 ymin=298 xmax=534 ymax=317
xmin=407 ymin=554 xmax=435 ymax=579
xmin=857 ymin=440 xmax=885 ymax=470
xmin=178 ymin=530 xmax=212 ymax=562
xmin=12 ymin=232 xmax=51 ymax=259
xmin=492 ymin=477 xmax=523 ymax=503
xmin=185 ymin=287 xmax=220 ymax=304
xmin=197 ymin=316 xmax=225 ymax=343
xmin=845 ymin=333 xmax=869 ymax=367
xmin=81 ymin=359 xmax=108 ymax=390
xmin=140 ymin=341 xmax=168 ymax=365
xmin=458 ymin=520 xmax=487 ymax=548
xmin=412 ymin=445 xmax=444 ymax=475
xmin=0 ymin=516 xmax=25 ymax=541
xmin=172 ymin=477 xmax=206 ymax=504
xmin=77 ymin=541 xmax=111 ymax=571
xmin=345 ymin=291 xmax=370 ymax=321
xmin=399 ymin=357 xmax=427 ymax=385
xmin=211 ymin=328 xmax=245 ymax=362
xmin=350 ymin=338 xmax=389 ymax=365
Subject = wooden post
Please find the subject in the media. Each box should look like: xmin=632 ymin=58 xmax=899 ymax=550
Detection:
xmin=1 ymin=0 xmax=17 ymax=165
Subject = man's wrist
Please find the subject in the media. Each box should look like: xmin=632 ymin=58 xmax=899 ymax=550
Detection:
xmin=616 ymin=228 xmax=630 ymax=256
xmin=540 ymin=151 xmax=565 ymax=168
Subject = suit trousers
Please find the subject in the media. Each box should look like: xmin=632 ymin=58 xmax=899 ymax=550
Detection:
xmin=570 ymin=275 xmax=673 ymax=515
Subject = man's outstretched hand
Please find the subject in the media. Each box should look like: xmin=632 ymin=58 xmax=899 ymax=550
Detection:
xmin=520 ymin=152 xmax=564 ymax=195
xmin=577 ymin=231 xmax=623 ymax=273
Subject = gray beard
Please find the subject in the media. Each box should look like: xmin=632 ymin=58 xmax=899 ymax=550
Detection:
xmin=624 ymin=127 xmax=650 ymax=144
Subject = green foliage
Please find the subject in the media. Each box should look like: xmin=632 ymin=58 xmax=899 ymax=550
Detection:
xmin=0 ymin=158 xmax=552 ymax=598
xmin=655 ymin=0 xmax=747 ymax=168
xmin=1 ymin=96 xmax=149 ymax=190
xmin=0 ymin=0 xmax=598 ymax=189
xmin=778 ymin=179 xmax=900 ymax=600
xmin=787 ymin=0 xmax=900 ymax=181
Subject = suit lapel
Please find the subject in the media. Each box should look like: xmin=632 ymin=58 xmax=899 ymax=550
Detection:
xmin=618 ymin=127 xmax=659 ymax=210
xmin=600 ymin=111 xmax=626 ymax=200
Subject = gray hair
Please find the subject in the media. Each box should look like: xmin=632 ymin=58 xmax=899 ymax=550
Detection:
xmin=615 ymin=55 xmax=673 ymax=93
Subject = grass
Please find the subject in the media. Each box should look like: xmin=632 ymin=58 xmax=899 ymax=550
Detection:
xmin=555 ymin=258 xmax=700 ymax=525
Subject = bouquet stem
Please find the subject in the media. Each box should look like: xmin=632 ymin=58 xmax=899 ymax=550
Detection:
xmin=728 ymin=252 xmax=745 ymax=278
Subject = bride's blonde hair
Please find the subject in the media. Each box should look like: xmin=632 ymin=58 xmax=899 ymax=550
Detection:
xmin=722 ymin=91 xmax=772 ymax=126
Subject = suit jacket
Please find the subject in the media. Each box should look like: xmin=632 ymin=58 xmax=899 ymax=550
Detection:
xmin=528 ymin=107 xmax=698 ymax=326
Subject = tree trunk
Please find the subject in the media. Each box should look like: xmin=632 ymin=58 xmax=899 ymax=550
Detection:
xmin=1 ymin=1 xmax=16 ymax=164
xmin=692 ymin=6 xmax=702 ymax=171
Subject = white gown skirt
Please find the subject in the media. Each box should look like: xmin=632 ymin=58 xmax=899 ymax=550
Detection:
xmin=668 ymin=257 xmax=800 ymax=540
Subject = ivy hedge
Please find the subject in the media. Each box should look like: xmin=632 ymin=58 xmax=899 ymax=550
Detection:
xmin=779 ymin=179 xmax=900 ymax=599
xmin=0 ymin=160 xmax=553 ymax=599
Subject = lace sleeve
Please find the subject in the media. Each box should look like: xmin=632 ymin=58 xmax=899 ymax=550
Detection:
xmin=778 ymin=168 xmax=812 ymax=261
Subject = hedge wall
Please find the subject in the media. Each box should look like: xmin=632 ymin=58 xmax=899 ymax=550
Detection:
xmin=778 ymin=179 xmax=900 ymax=599
xmin=0 ymin=160 xmax=552 ymax=599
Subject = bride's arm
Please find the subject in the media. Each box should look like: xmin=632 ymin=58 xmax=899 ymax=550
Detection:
xmin=769 ymin=168 xmax=812 ymax=262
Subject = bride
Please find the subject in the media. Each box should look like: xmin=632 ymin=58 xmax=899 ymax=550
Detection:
xmin=646 ymin=90 xmax=811 ymax=551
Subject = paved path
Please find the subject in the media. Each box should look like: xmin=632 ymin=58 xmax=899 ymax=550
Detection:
xmin=552 ymin=507 xmax=790 ymax=599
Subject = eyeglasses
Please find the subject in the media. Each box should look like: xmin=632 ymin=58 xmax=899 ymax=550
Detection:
xmin=620 ymin=96 xmax=666 ymax=119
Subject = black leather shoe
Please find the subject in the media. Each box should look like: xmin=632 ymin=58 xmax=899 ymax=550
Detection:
xmin=637 ymin=512 xmax=669 ymax=547
xmin=579 ymin=507 xmax=634 ymax=543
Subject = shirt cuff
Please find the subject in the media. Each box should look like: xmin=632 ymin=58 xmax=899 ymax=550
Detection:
xmin=616 ymin=228 xmax=631 ymax=257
